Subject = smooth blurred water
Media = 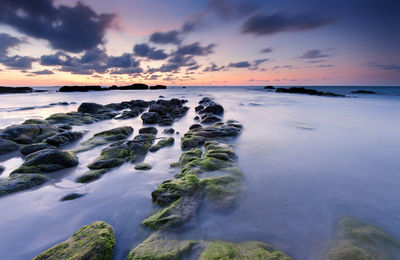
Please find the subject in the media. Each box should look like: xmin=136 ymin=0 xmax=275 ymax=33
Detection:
xmin=0 ymin=86 xmax=399 ymax=259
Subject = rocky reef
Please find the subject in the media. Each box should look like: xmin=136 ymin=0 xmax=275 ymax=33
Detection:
xmin=141 ymin=98 xmax=189 ymax=126
xmin=276 ymin=87 xmax=345 ymax=97
xmin=322 ymin=217 xmax=400 ymax=259
xmin=33 ymin=221 xmax=115 ymax=260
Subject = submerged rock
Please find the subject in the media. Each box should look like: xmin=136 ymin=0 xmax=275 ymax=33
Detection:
xmin=75 ymin=126 xmax=133 ymax=153
xmin=45 ymin=131 xmax=84 ymax=147
xmin=20 ymin=143 xmax=55 ymax=156
xmin=323 ymin=217 xmax=400 ymax=259
xmin=134 ymin=163 xmax=152 ymax=170
xmin=0 ymin=174 xmax=48 ymax=197
xmin=163 ymin=128 xmax=175 ymax=134
xmin=141 ymin=112 xmax=160 ymax=124
xmin=33 ymin=221 xmax=115 ymax=260
xmin=77 ymin=102 xmax=112 ymax=114
xmin=12 ymin=149 xmax=78 ymax=174
xmin=60 ymin=193 xmax=85 ymax=201
xmin=0 ymin=138 xmax=19 ymax=155
xmin=149 ymin=137 xmax=174 ymax=152
xmin=127 ymin=232 xmax=292 ymax=260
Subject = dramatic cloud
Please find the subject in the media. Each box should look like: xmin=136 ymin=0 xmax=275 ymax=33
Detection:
xmin=229 ymin=61 xmax=251 ymax=68
xmin=367 ymin=62 xmax=400 ymax=72
xmin=149 ymin=30 xmax=181 ymax=45
xmin=133 ymin=44 xmax=168 ymax=60
xmin=203 ymin=63 xmax=225 ymax=72
xmin=32 ymin=69 xmax=53 ymax=75
xmin=0 ymin=33 xmax=26 ymax=56
xmin=0 ymin=0 xmax=115 ymax=53
xmin=176 ymin=42 xmax=216 ymax=56
xmin=106 ymin=53 xmax=133 ymax=68
xmin=299 ymin=49 xmax=331 ymax=59
xmin=0 ymin=55 xmax=36 ymax=69
xmin=241 ymin=13 xmax=333 ymax=36
xmin=260 ymin=47 xmax=273 ymax=54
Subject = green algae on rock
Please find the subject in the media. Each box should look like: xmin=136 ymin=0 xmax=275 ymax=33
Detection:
xmin=323 ymin=217 xmax=400 ymax=259
xmin=12 ymin=149 xmax=78 ymax=174
xmin=0 ymin=174 xmax=48 ymax=197
xmin=134 ymin=163 xmax=152 ymax=170
xmin=127 ymin=232 xmax=292 ymax=260
xmin=75 ymin=126 xmax=133 ymax=153
xmin=149 ymin=137 xmax=174 ymax=152
xmin=33 ymin=221 xmax=115 ymax=260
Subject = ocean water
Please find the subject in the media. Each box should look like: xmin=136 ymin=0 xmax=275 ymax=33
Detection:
xmin=0 ymin=86 xmax=399 ymax=259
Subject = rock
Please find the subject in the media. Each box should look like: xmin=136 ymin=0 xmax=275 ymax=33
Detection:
xmin=0 ymin=174 xmax=48 ymax=197
xmin=264 ymin=85 xmax=275 ymax=89
xmin=276 ymin=87 xmax=345 ymax=97
xmin=201 ymin=114 xmax=222 ymax=124
xmin=351 ymin=90 xmax=376 ymax=94
xmin=22 ymin=119 xmax=49 ymax=125
xmin=323 ymin=217 xmax=400 ymax=259
xmin=134 ymin=163 xmax=152 ymax=170
xmin=114 ymin=108 xmax=143 ymax=119
xmin=33 ymin=221 xmax=115 ymax=260
xmin=20 ymin=143 xmax=55 ymax=155
xmin=163 ymin=128 xmax=175 ymax=134
xmin=12 ymin=149 xmax=79 ymax=174
xmin=150 ymin=85 xmax=167 ymax=90
xmin=59 ymin=85 xmax=104 ymax=92
xmin=60 ymin=193 xmax=85 ymax=201
xmin=58 ymin=124 xmax=72 ymax=130
xmin=158 ymin=117 xmax=173 ymax=126
xmin=149 ymin=104 xmax=167 ymax=115
xmin=118 ymin=83 xmax=149 ymax=90
xmin=77 ymin=102 xmax=112 ymax=114
xmin=189 ymin=124 xmax=202 ymax=130
xmin=194 ymin=116 xmax=200 ymax=121
xmin=139 ymin=127 xmax=158 ymax=135
xmin=0 ymin=138 xmax=19 ymax=155
xmin=170 ymin=162 xmax=180 ymax=168
xmin=127 ymin=232 xmax=292 ymax=260
xmin=0 ymin=124 xmax=59 ymax=145
xmin=45 ymin=131 xmax=84 ymax=147
xmin=0 ymin=165 xmax=4 ymax=175
xmin=0 ymin=86 xmax=33 ymax=94
xmin=200 ymin=104 xmax=224 ymax=115
xmin=141 ymin=112 xmax=160 ymax=124
xmin=75 ymin=169 xmax=108 ymax=183
xmin=149 ymin=137 xmax=174 ymax=152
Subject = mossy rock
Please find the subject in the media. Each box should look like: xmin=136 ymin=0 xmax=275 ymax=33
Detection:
xmin=45 ymin=131 xmax=84 ymax=147
xmin=150 ymin=137 xmax=174 ymax=152
xmin=0 ymin=137 xmax=19 ymax=155
xmin=127 ymin=232 xmax=292 ymax=260
xmin=0 ymin=124 xmax=59 ymax=144
xmin=134 ymin=163 xmax=152 ymax=170
xmin=200 ymin=241 xmax=292 ymax=260
xmin=75 ymin=169 xmax=108 ymax=183
xmin=139 ymin=127 xmax=158 ymax=135
xmin=33 ymin=221 xmax=115 ymax=260
xmin=201 ymin=174 xmax=243 ymax=208
xmin=20 ymin=143 xmax=55 ymax=156
xmin=60 ymin=193 xmax=85 ymax=201
xmin=12 ymin=149 xmax=79 ymax=174
xmin=323 ymin=217 xmax=400 ymax=259
xmin=0 ymin=174 xmax=48 ymax=197
xmin=127 ymin=232 xmax=197 ymax=260
xmin=170 ymin=162 xmax=180 ymax=168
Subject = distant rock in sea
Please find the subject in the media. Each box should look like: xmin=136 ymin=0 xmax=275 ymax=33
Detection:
xmin=350 ymin=90 xmax=376 ymax=94
xmin=118 ymin=83 xmax=149 ymax=90
xmin=0 ymin=86 xmax=34 ymax=94
xmin=59 ymin=85 xmax=105 ymax=92
xmin=276 ymin=87 xmax=345 ymax=97
xmin=150 ymin=85 xmax=167 ymax=90
xmin=264 ymin=85 xmax=275 ymax=90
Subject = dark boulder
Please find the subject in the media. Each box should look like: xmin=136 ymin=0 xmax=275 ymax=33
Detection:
xmin=163 ymin=128 xmax=175 ymax=134
xmin=264 ymin=86 xmax=275 ymax=89
xmin=59 ymin=86 xmax=104 ymax=92
xmin=141 ymin=112 xmax=160 ymax=124
xmin=149 ymin=104 xmax=167 ymax=115
xmin=276 ymin=87 xmax=345 ymax=97
xmin=150 ymin=85 xmax=167 ymax=90
xmin=0 ymin=124 xmax=59 ymax=144
xmin=20 ymin=143 xmax=55 ymax=155
xmin=0 ymin=174 xmax=48 ymax=197
xmin=77 ymin=103 xmax=112 ymax=114
xmin=0 ymin=138 xmax=19 ymax=155
xmin=118 ymin=83 xmax=149 ymax=90
xmin=45 ymin=131 xmax=84 ymax=147
xmin=60 ymin=193 xmax=85 ymax=201
xmin=139 ymin=127 xmax=158 ymax=135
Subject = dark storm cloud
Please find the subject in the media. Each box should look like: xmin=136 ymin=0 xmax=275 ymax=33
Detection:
xmin=367 ymin=62 xmax=400 ymax=72
xmin=203 ymin=63 xmax=225 ymax=72
xmin=0 ymin=33 xmax=26 ymax=56
xmin=80 ymin=48 xmax=108 ymax=64
xmin=0 ymin=55 xmax=36 ymax=69
xmin=149 ymin=30 xmax=181 ymax=45
xmin=106 ymin=53 xmax=133 ymax=68
xmin=133 ymin=44 xmax=168 ymax=60
xmin=110 ymin=67 xmax=143 ymax=75
xmin=187 ymin=65 xmax=201 ymax=71
xmin=0 ymin=0 xmax=115 ymax=53
xmin=32 ymin=69 xmax=53 ymax=75
xmin=176 ymin=42 xmax=216 ymax=56
xmin=260 ymin=47 xmax=273 ymax=54
xmin=299 ymin=49 xmax=331 ymax=59
xmin=229 ymin=61 xmax=251 ymax=68
xmin=241 ymin=13 xmax=333 ymax=36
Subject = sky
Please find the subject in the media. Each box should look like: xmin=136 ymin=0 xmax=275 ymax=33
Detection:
xmin=0 ymin=0 xmax=399 ymax=86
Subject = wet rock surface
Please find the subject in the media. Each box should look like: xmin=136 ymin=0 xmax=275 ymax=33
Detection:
xmin=322 ymin=217 xmax=400 ymax=259
xmin=33 ymin=221 xmax=115 ymax=260
xmin=141 ymin=98 xmax=189 ymax=125
xmin=0 ymin=174 xmax=48 ymax=197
